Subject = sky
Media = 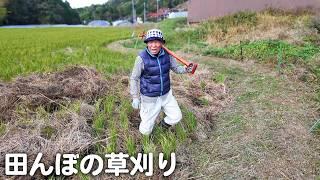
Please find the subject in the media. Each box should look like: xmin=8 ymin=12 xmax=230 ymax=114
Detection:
xmin=65 ymin=0 xmax=109 ymax=9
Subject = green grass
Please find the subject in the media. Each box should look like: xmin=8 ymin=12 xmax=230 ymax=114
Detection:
xmin=203 ymin=40 xmax=320 ymax=64
xmin=181 ymin=106 xmax=197 ymax=133
xmin=40 ymin=125 xmax=57 ymax=139
xmin=93 ymin=113 xmax=105 ymax=136
xmin=0 ymin=27 xmax=134 ymax=81
xmin=125 ymin=136 xmax=136 ymax=156
xmin=0 ymin=122 xmax=6 ymax=136
xmin=106 ymin=123 xmax=117 ymax=153
xmin=0 ymin=23 xmax=201 ymax=178
xmin=119 ymin=110 xmax=129 ymax=130
xmin=237 ymin=91 xmax=261 ymax=103
xmin=310 ymin=119 xmax=320 ymax=134
xmin=142 ymin=135 xmax=156 ymax=154
xmin=212 ymin=72 xmax=227 ymax=84
xmin=92 ymin=98 xmax=105 ymax=136
xmin=158 ymin=131 xmax=177 ymax=159
xmin=103 ymin=95 xmax=115 ymax=118
xmin=175 ymin=123 xmax=188 ymax=142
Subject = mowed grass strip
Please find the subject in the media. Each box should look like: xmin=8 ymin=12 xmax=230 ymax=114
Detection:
xmin=0 ymin=27 xmax=134 ymax=81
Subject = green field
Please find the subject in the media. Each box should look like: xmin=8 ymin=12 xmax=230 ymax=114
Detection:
xmin=0 ymin=25 xmax=199 ymax=179
xmin=0 ymin=27 xmax=134 ymax=80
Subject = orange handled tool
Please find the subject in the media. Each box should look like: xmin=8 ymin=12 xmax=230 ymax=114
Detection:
xmin=162 ymin=46 xmax=198 ymax=74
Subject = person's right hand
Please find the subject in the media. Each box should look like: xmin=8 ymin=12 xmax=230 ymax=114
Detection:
xmin=186 ymin=63 xmax=195 ymax=73
xmin=132 ymin=98 xmax=140 ymax=109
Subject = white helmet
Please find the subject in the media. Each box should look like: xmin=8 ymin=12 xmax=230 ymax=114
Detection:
xmin=144 ymin=29 xmax=165 ymax=43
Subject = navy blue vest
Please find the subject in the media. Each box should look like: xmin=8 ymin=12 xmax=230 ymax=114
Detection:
xmin=139 ymin=48 xmax=171 ymax=97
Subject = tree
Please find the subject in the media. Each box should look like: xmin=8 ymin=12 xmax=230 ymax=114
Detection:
xmin=0 ymin=0 xmax=7 ymax=25
xmin=4 ymin=0 xmax=80 ymax=25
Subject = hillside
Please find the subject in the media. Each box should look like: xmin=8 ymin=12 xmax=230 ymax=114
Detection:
xmin=76 ymin=0 xmax=188 ymax=23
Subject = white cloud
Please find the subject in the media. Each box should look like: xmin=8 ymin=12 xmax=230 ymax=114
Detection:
xmin=65 ymin=0 xmax=109 ymax=8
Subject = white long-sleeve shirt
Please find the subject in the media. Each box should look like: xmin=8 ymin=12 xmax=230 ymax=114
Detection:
xmin=130 ymin=55 xmax=187 ymax=99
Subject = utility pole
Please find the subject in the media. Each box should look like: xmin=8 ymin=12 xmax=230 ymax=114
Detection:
xmin=131 ymin=0 xmax=136 ymax=24
xmin=144 ymin=1 xmax=146 ymax=23
xmin=156 ymin=0 xmax=159 ymax=22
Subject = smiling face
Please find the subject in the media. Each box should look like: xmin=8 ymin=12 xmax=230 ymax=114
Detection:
xmin=147 ymin=40 xmax=163 ymax=55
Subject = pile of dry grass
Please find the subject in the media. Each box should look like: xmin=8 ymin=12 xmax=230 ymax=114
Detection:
xmin=0 ymin=110 xmax=94 ymax=178
xmin=0 ymin=66 xmax=108 ymax=122
xmin=0 ymin=66 xmax=110 ymax=178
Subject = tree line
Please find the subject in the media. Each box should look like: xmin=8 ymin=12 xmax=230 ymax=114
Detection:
xmin=0 ymin=0 xmax=187 ymax=25
xmin=0 ymin=0 xmax=80 ymax=25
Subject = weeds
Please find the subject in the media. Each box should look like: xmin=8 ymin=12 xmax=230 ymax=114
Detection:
xmin=175 ymin=123 xmax=187 ymax=142
xmin=0 ymin=122 xmax=6 ymax=136
xmin=204 ymin=40 xmax=320 ymax=64
xmin=198 ymin=11 xmax=257 ymax=38
xmin=142 ymin=135 xmax=156 ymax=154
xmin=200 ymin=80 xmax=207 ymax=91
xmin=212 ymin=73 xmax=227 ymax=84
xmin=125 ymin=136 xmax=136 ymax=156
xmin=40 ymin=125 xmax=57 ymax=139
xmin=182 ymin=107 xmax=197 ymax=133
xmin=93 ymin=113 xmax=105 ymax=136
xmin=106 ymin=123 xmax=117 ymax=153
xmin=158 ymin=131 xmax=177 ymax=159
xmin=104 ymin=95 xmax=115 ymax=119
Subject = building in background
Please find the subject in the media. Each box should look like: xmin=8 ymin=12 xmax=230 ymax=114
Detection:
xmin=88 ymin=20 xmax=110 ymax=27
xmin=168 ymin=11 xmax=188 ymax=19
xmin=188 ymin=0 xmax=320 ymax=23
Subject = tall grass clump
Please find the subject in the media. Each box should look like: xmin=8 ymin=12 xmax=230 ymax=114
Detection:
xmin=93 ymin=98 xmax=105 ymax=136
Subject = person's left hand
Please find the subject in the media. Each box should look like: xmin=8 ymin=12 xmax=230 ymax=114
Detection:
xmin=132 ymin=98 xmax=140 ymax=110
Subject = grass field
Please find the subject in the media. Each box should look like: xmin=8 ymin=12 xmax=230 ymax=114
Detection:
xmin=0 ymin=25 xmax=199 ymax=179
xmin=1 ymin=10 xmax=320 ymax=178
xmin=0 ymin=27 xmax=135 ymax=81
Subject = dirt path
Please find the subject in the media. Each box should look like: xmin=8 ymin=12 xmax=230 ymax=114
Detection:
xmin=107 ymin=40 xmax=320 ymax=179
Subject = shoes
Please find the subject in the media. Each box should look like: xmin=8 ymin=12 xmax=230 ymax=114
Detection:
xmin=159 ymin=119 xmax=171 ymax=129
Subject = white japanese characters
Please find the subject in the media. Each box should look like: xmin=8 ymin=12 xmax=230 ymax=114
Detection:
xmin=5 ymin=152 xmax=176 ymax=177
